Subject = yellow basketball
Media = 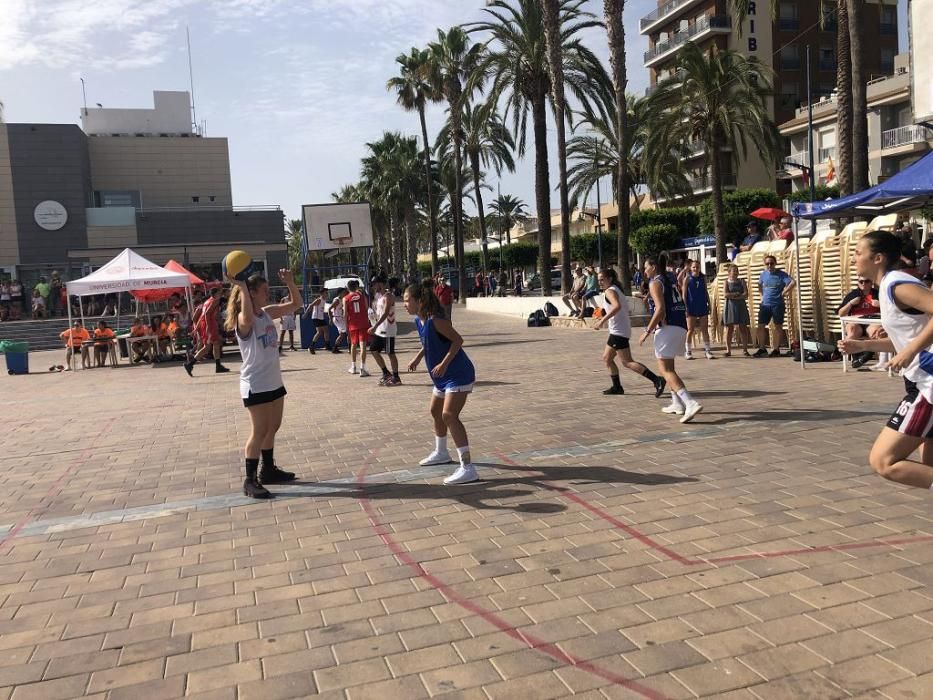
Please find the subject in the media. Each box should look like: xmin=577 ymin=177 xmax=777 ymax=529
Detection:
xmin=222 ymin=250 xmax=254 ymax=281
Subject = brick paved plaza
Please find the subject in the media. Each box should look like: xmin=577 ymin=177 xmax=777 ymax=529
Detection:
xmin=2 ymin=309 xmax=932 ymax=699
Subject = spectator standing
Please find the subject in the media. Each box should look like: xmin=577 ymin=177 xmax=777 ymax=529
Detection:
xmin=682 ymin=260 xmax=715 ymax=360
xmin=435 ymin=276 xmax=454 ymax=320
xmin=722 ymin=264 xmax=751 ymax=356
xmin=49 ymin=272 xmax=63 ymax=317
xmin=754 ymin=255 xmax=796 ymax=357
xmin=10 ymin=280 xmax=23 ymax=319
xmin=562 ymin=266 xmax=586 ymax=316
xmin=497 ymin=269 xmax=508 ymax=296
xmin=303 ymin=290 xmax=329 ymax=354
xmin=60 ymin=320 xmax=90 ymax=370
xmin=34 ymin=277 xmax=49 ymax=312
xmin=486 ymin=271 xmax=497 ymax=297
xmin=513 ymin=268 xmax=524 ymax=297
xmin=473 ymin=272 xmax=484 ymax=298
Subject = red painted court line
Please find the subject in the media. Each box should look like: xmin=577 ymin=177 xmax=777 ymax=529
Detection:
xmin=494 ymin=453 xmax=933 ymax=568
xmin=0 ymin=418 xmax=116 ymax=553
xmin=355 ymin=467 xmax=669 ymax=700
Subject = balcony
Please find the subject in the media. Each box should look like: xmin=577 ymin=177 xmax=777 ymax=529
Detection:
xmin=785 ymin=151 xmax=811 ymax=169
xmin=690 ymin=173 xmax=737 ymax=192
xmin=818 ymin=146 xmax=836 ymax=162
xmin=639 ymin=0 xmax=705 ymax=35
xmin=644 ymin=15 xmax=732 ymax=68
xmin=882 ymin=125 xmax=928 ymax=150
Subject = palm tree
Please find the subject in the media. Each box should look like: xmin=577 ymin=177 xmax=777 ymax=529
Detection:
xmin=645 ymin=42 xmax=780 ymax=263
xmin=489 ymin=194 xmax=528 ymax=248
xmin=387 ymin=47 xmax=442 ymax=275
xmin=836 ymin=0 xmax=852 ymax=197
xmin=567 ymin=95 xmax=690 ymax=210
xmin=428 ymin=27 xmax=485 ymax=303
xmin=436 ymin=99 xmax=515 ymax=274
xmin=847 ymin=0 xmax=867 ymax=192
xmin=470 ymin=0 xmax=609 ymax=297
xmin=285 ymin=218 xmax=303 ymax=275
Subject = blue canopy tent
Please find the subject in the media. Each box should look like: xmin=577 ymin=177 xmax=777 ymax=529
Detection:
xmin=792 ymin=151 xmax=933 ymax=220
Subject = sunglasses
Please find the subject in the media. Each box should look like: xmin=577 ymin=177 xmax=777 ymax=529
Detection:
xmin=858 ymin=279 xmax=871 ymax=284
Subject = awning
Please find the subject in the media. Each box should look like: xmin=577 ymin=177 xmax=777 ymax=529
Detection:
xmin=66 ymin=248 xmax=191 ymax=296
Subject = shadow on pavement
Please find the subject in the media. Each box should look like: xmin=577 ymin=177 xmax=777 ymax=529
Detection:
xmin=700 ymin=408 xmax=888 ymax=426
xmin=690 ymin=389 xmax=787 ymax=399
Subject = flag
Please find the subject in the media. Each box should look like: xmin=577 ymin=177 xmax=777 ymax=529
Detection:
xmin=801 ymin=166 xmax=810 ymax=188
xmin=825 ymin=155 xmax=836 ymax=185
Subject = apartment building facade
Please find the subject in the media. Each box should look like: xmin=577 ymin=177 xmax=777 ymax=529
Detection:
xmin=640 ymin=0 xmax=898 ymax=202
xmin=0 ymin=91 xmax=286 ymax=285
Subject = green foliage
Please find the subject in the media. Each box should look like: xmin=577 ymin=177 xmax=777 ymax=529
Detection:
xmin=569 ymin=233 xmax=616 ymax=264
xmin=787 ymin=185 xmax=840 ymax=203
xmin=630 ymin=224 xmax=681 ymax=257
xmin=698 ymin=188 xmax=781 ymax=243
xmin=630 ymin=207 xmax=699 ymax=237
xmin=416 ymin=240 xmax=541 ymax=278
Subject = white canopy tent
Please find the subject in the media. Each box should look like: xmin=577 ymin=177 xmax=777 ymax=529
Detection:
xmin=66 ymin=248 xmax=194 ymax=348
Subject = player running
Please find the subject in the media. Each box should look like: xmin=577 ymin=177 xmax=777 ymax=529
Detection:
xmin=344 ymin=279 xmax=370 ymax=376
xmin=405 ymin=283 xmax=478 ymax=485
xmin=839 ymin=231 xmax=933 ymax=490
xmin=303 ymin=290 xmax=329 ymax=354
xmin=368 ymin=275 xmax=401 ymax=386
xmin=593 ymin=267 xmax=666 ymax=397
xmin=640 ymin=256 xmax=703 ymax=423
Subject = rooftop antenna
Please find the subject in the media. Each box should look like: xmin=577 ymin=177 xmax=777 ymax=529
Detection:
xmin=186 ymin=26 xmax=198 ymax=134
xmin=79 ymin=77 xmax=88 ymax=116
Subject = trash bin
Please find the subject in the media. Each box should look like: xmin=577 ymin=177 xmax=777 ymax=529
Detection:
xmin=0 ymin=340 xmax=30 ymax=375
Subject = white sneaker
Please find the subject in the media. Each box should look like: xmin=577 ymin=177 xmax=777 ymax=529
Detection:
xmin=705 ymin=350 xmax=715 ymax=360
xmin=444 ymin=464 xmax=479 ymax=485
xmin=685 ymin=350 xmax=694 ymax=360
xmin=681 ymin=401 xmax=703 ymax=423
xmin=359 ymin=368 xmax=371 ymax=378
xmin=419 ymin=450 xmax=453 ymax=466
xmin=661 ymin=404 xmax=684 ymax=415
xmin=348 ymin=366 xmax=358 ymax=374
xmin=870 ymin=362 xmax=889 ymax=372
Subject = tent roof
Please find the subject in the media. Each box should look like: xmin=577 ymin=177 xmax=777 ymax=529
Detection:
xmin=793 ymin=151 xmax=933 ymax=220
xmin=164 ymin=260 xmax=205 ymax=285
xmin=67 ymin=248 xmax=191 ymax=296
xmin=130 ymin=259 xmax=206 ymax=303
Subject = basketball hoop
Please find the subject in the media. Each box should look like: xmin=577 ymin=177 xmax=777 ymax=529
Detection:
xmin=334 ymin=237 xmax=352 ymax=249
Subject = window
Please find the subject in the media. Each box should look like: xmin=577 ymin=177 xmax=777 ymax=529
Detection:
xmin=780 ymin=82 xmax=800 ymax=110
xmin=881 ymin=6 xmax=896 ymax=34
xmin=819 ymin=46 xmax=835 ymax=72
xmin=94 ymin=190 xmax=141 ymax=208
xmin=779 ymin=45 xmax=800 ymax=70
xmin=880 ymin=47 xmax=895 ymax=74
xmin=209 ymin=195 xmax=216 ymax=202
xmin=192 ymin=196 xmax=200 ymax=203
xmin=778 ymin=2 xmax=799 ymax=31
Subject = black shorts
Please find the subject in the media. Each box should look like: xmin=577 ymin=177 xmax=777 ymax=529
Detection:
xmin=243 ymin=386 xmax=287 ymax=407
xmin=312 ymin=319 xmax=328 ymax=327
xmin=369 ymin=335 xmax=396 ymax=354
xmin=606 ymin=334 xmax=631 ymax=350
xmin=886 ymin=379 xmax=933 ymax=437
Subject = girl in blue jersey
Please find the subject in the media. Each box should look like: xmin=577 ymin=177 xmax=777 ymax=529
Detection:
xmin=639 ymin=256 xmax=703 ymax=423
xmin=682 ymin=259 xmax=715 ymax=360
xmin=405 ymin=283 xmax=478 ymax=484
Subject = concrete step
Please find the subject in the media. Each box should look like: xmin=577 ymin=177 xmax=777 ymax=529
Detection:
xmin=549 ymin=314 xmax=650 ymax=329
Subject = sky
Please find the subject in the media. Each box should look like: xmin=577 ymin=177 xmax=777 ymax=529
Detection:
xmin=0 ymin=0 xmax=910 ymax=224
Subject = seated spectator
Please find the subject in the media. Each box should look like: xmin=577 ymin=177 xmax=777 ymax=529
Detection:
xmin=93 ymin=320 xmax=115 ymax=367
xmin=580 ymin=265 xmax=600 ymax=310
xmin=739 ymin=221 xmax=763 ymax=252
xmin=562 ymin=266 xmax=586 ymax=316
xmin=60 ymin=320 xmax=90 ymax=370
xmin=129 ymin=317 xmax=152 ymax=363
xmin=837 ymin=277 xmax=883 ymax=369
xmin=151 ymin=315 xmax=171 ymax=359
xmin=766 ymin=220 xmax=781 ymax=241
xmin=775 ymin=216 xmax=794 ymax=245
xmin=31 ymin=289 xmax=46 ymax=319
xmin=918 ymin=238 xmax=933 ymax=282
xmin=167 ymin=315 xmax=180 ymax=339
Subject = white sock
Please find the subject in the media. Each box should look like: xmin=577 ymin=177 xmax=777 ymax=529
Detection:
xmin=676 ymin=388 xmax=694 ymax=405
xmin=456 ymin=445 xmax=471 ymax=465
xmin=435 ymin=436 xmax=448 ymax=453
xmin=703 ymin=342 xmax=711 ymax=352
xmin=361 ymin=363 xmax=366 ymax=371
xmin=350 ymin=363 xmax=356 ymax=370
xmin=670 ymin=392 xmax=684 ymax=409
xmin=685 ymin=341 xmax=691 ymax=353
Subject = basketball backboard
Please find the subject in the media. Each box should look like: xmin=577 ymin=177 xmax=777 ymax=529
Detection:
xmin=302 ymin=202 xmax=375 ymax=252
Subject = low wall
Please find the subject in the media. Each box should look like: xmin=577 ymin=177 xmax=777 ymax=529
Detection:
xmin=466 ymin=293 xmax=643 ymax=318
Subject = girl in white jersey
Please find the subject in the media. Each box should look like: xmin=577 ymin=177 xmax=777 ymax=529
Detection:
xmin=368 ymin=275 xmax=401 ymax=386
xmin=839 ymin=231 xmax=933 ymax=490
xmin=593 ymin=267 xmax=667 ymax=398
xmin=303 ymin=290 xmax=329 ymax=354
xmin=226 ymin=269 xmax=302 ymax=499
xmin=329 ymin=288 xmax=347 ymax=353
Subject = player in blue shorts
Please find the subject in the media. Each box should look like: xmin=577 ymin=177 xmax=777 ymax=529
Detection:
xmin=405 ymin=282 xmax=478 ymax=485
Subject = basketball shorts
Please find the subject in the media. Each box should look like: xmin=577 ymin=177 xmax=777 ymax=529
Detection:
xmin=886 ymin=380 xmax=933 ymax=438
xmin=369 ymin=335 xmax=396 ymax=353
xmin=606 ymin=334 xmax=630 ymax=350
xmin=242 ymin=385 xmax=287 ymax=408
xmin=348 ymin=328 xmax=369 ymax=345
xmin=653 ymin=325 xmax=687 ymax=360
xmin=432 ymin=382 xmax=474 ymax=398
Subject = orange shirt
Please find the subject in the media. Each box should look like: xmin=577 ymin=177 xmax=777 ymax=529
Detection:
xmin=155 ymin=323 xmax=169 ymax=339
xmin=60 ymin=327 xmax=90 ymax=348
xmin=94 ymin=328 xmax=115 ymax=344
xmin=130 ymin=325 xmax=148 ymax=337
xmin=167 ymin=321 xmax=179 ymax=337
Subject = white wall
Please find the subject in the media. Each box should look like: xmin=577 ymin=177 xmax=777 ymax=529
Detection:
xmin=466 ymin=294 xmax=643 ymax=318
xmin=82 ymin=92 xmax=192 ymax=136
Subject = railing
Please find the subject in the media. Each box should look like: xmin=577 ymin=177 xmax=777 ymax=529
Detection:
xmin=786 ymin=151 xmax=811 ymax=169
xmin=690 ymin=173 xmax=737 ymax=191
xmin=136 ymin=205 xmax=282 ymax=214
xmin=881 ymin=125 xmax=928 ymax=150
xmin=639 ymin=0 xmax=702 ymax=31
xmin=818 ymin=146 xmax=836 ymax=162
xmin=644 ymin=15 xmax=732 ymax=64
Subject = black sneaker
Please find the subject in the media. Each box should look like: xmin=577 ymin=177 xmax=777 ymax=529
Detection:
xmin=331 ymin=347 xmax=341 ymax=354
xmin=260 ymin=465 xmax=296 ymax=484
xmin=653 ymin=376 xmax=667 ymax=399
xmin=183 ymin=362 xmax=194 ymax=377
xmin=753 ymin=348 xmax=768 ymax=358
xmin=769 ymin=349 xmax=781 ymax=358
xmin=215 ymin=364 xmax=231 ymax=373
xmin=309 ymin=346 xmax=316 ymax=355
xmin=602 ymin=386 xmax=625 ymax=395
xmin=243 ymin=477 xmax=273 ymax=499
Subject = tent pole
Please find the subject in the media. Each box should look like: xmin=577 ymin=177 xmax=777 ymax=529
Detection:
xmin=794 ymin=217 xmax=805 ymax=371
xmin=67 ymin=293 xmax=73 ymax=371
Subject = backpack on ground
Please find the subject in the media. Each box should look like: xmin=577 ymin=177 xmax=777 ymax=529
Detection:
xmin=581 ymin=306 xmax=594 ymax=318
xmin=544 ymin=301 xmax=559 ymax=317
xmin=527 ymin=309 xmax=550 ymax=327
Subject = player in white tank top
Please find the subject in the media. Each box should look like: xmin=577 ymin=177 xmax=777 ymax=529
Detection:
xmin=593 ymin=268 xmax=667 ymax=397
xmin=329 ymin=289 xmax=347 ymax=353
xmin=367 ymin=276 xmax=401 ymax=385
xmin=303 ymin=290 xmax=329 ymax=354
xmin=839 ymin=231 xmax=933 ymax=490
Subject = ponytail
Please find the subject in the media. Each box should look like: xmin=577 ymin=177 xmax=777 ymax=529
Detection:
xmin=224 ymin=274 xmax=266 ymax=332
xmin=405 ymin=282 xmax=441 ymax=318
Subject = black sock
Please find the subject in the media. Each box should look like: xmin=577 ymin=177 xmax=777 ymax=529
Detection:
xmin=245 ymin=457 xmax=259 ymax=480
xmin=393 ymin=372 xmax=400 ymax=380
xmin=215 ymin=358 xmax=222 ymax=369
xmin=382 ymin=368 xmax=390 ymax=377
xmin=261 ymin=448 xmax=274 ymax=470
xmin=642 ymin=367 xmax=660 ymax=383
xmin=611 ymin=373 xmax=622 ymax=389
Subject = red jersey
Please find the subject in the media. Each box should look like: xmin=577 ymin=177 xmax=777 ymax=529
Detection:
xmin=345 ymin=291 xmax=369 ymax=330
xmin=435 ymin=284 xmax=453 ymax=306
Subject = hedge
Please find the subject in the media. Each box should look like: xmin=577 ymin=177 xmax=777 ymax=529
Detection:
xmin=698 ymin=188 xmax=781 ymax=245
xmin=630 ymin=207 xmax=699 ymax=237
xmin=787 ymin=185 xmax=840 ymax=203
xmin=416 ymin=241 xmax=542 ymax=278
xmin=630 ymin=224 xmax=682 ymax=257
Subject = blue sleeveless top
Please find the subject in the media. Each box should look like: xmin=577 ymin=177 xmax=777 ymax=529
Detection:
xmin=415 ymin=316 xmax=475 ymax=389
xmin=648 ymin=273 xmax=687 ymax=329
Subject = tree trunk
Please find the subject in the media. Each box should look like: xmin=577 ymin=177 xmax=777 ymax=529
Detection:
xmin=393 ymin=214 xmax=404 ymax=278
xmin=532 ymin=92 xmax=553 ymax=296
xmin=406 ymin=207 xmax=417 ymax=283
xmin=419 ymin=106 xmax=439 ymax=276
xmin=605 ymin=0 xmax=631 ymax=293
xmin=836 ymin=0 xmax=853 ymax=197
xmin=470 ymin=152 xmax=489 ymax=274
xmin=542 ymin=0 xmax=572 ymax=296
xmin=847 ymin=0 xmax=868 ymax=192
xmin=451 ymin=99 xmax=468 ymax=304
xmin=709 ymin=145 xmax=728 ymax=263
